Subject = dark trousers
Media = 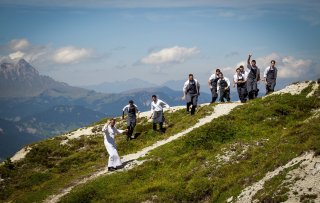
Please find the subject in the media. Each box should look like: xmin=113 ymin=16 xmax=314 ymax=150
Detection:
xmin=126 ymin=120 xmax=136 ymax=139
xmin=247 ymin=79 xmax=258 ymax=100
xmin=186 ymin=94 xmax=198 ymax=115
xmin=187 ymin=102 xmax=197 ymax=115
xmin=127 ymin=125 xmax=134 ymax=136
xmin=266 ymin=79 xmax=276 ymax=94
xmin=153 ymin=122 xmax=164 ymax=132
xmin=219 ymin=88 xmax=230 ymax=102
xmin=210 ymin=87 xmax=218 ymax=103
xmin=248 ymin=91 xmax=258 ymax=100
xmin=237 ymin=85 xmax=247 ymax=103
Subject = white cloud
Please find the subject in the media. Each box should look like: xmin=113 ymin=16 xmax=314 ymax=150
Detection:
xmin=9 ymin=39 xmax=30 ymax=51
xmin=1 ymin=39 xmax=94 ymax=66
xmin=141 ymin=46 xmax=199 ymax=65
xmin=53 ymin=46 xmax=92 ymax=64
xmin=9 ymin=51 xmax=25 ymax=60
xmin=278 ymin=56 xmax=313 ymax=78
xmin=253 ymin=53 xmax=313 ymax=78
xmin=229 ymin=53 xmax=316 ymax=79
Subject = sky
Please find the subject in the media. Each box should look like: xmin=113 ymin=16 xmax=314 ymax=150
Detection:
xmin=0 ymin=0 xmax=320 ymax=90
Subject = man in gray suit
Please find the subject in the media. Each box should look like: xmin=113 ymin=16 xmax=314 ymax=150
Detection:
xmin=246 ymin=54 xmax=260 ymax=99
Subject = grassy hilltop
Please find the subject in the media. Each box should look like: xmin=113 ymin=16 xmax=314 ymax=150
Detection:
xmin=0 ymin=81 xmax=319 ymax=203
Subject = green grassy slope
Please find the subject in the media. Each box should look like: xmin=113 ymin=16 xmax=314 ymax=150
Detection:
xmin=58 ymin=82 xmax=320 ymax=203
xmin=1 ymin=82 xmax=319 ymax=203
xmin=0 ymin=104 xmax=213 ymax=202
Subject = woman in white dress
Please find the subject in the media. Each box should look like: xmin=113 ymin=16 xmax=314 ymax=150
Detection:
xmin=102 ymin=118 xmax=127 ymax=171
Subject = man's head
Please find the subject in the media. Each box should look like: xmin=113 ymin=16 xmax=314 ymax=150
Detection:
xmin=218 ymin=72 xmax=224 ymax=79
xmin=152 ymin=95 xmax=157 ymax=102
xmin=270 ymin=60 xmax=276 ymax=67
xmin=239 ymin=65 xmax=244 ymax=72
xmin=251 ymin=60 xmax=256 ymax=66
xmin=216 ymin=69 xmax=221 ymax=74
xmin=129 ymin=100 xmax=134 ymax=105
xmin=109 ymin=118 xmax=116 ymax=127
xmin=188 ymin=73 xmax=194 ymax=81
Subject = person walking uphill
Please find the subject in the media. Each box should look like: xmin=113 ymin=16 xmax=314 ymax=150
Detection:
xmin=122 ymin=100 xmax=139 ymax=140
xmin=183 ymin=74 xmax=200 ymax=115
xmin=246 ymin=54 xmax=260 ymax=99
xmin=217 ymin=72 xmax=231 ymax=102
xmin=150 ymin=95 xmax=170 ymax=133
xmin=264 ymin=60 xmax=278 ymax=95
xmin=208 ymin=69 xmax=221 ymax=103
xmin=102 ymin=119 xmax=127 ymax=171
xmin=233 ymin=67 xmax=247 ymax=103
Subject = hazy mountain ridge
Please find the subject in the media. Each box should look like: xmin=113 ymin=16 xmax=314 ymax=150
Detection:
xmin=19 ymin=105 xmax=106 ymax=136
xmin=82 ymin=78 xmax=157 ymax=93
xmin=0 ymin=118 xmax=40 ymax=161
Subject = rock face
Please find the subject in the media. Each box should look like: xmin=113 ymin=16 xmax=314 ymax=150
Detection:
xmin=0 ymin=58 xmax=95 ymax=99
xmin=0 ymin=59 xmax=57 ymax=98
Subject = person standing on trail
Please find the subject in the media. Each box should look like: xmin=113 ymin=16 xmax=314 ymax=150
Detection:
xmin=217 ymin=72 xmax=231 ymax=102
xmin=149 ymin=95 xmax=170 ymax=133
xmin=263 ymin=60 xmax=278 ymax=95
xmin=246 ymin=54 xmax=260 ymax=99
xmin=208 ymin=69 xmax=221 ymax=103
xmin=233 ymin=67 xmax=247 ymax=103
xmin=102 ymin=118 xmax=127 ymax=171
xmin=122 ymin=100 xmax=139 ymax=140
xmin=239 ymin=65 xmax=249 ymax=100
xmin=183 ymin=73 xmax=200 ymax=115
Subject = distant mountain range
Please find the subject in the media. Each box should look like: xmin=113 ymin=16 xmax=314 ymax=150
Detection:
xmin=82 ymin=78 xmax=157 ymax=93
xmin=83 ymin=78 xmax=190 ymax=93
xmin=0 ymin=59 xmax=211 ymax=160
xmin=161 ymin=80 xmax=186 ymax=91
xmin=0 ymin=118 xmax=39 ymax=161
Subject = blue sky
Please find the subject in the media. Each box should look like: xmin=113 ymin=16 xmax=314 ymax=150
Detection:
xmin=0 ymin=0 xmax=319 ymax=90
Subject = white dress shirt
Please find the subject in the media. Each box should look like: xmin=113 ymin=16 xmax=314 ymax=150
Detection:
xmin=151 ymin=99 xmax=170 ymax=112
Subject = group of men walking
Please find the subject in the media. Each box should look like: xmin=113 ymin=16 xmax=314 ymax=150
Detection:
xmin=103 ymin=95 xmax=170 ymax=171
xmin=209 ymin=54 xmax=278 ymax=103
xmin=102 ymin=54 xmax=278 ymax=171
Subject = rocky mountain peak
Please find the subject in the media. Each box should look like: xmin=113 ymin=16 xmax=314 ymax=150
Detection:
xmin=0 ymin=59 xmax=39 ymax=79
xmin=0 ymin=59 xmax=55 ymax=98
xmin=17 ymin=59 xmax=39 ymax=74
xmin=0 ymin=59 xmax=93 ymax=98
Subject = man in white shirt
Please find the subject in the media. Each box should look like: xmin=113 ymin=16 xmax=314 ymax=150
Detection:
xmin=122 ymin=100 xmax=139 ymax=140
xmin=149 ymin=95 xmax=170 ymax=133
xmin=183 ymin=74 xmax=200 ymax=115
xmin=217 ymin=72 xmax=231 ymax=102
xmin=239 ymin=65 xmax=249 ymax=81
xmin=263 ymin=60 xmax=278 ymax=95
xmin=102 ymin=118 xmax=127 ymax=171
xmin=233 ymin=66 xmax=247 ymax=103
xmin=208 ymin=69 xmax=221 ymax=103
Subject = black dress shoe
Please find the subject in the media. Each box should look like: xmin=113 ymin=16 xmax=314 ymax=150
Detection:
xmin=108 ymin=167 xmax=116 ymax=171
